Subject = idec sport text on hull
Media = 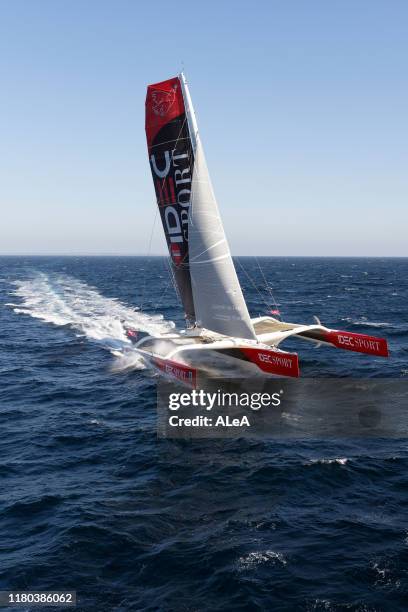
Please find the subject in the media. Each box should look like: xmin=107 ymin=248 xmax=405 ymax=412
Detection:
xmin=258 ymin=352 xmax=294 ymax=369
xmin=150 ymin=148 xmax=192 ymax=263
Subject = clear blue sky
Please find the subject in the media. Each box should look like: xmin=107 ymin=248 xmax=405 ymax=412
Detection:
xmin=0 ymin=0 xmax=406 ymax=255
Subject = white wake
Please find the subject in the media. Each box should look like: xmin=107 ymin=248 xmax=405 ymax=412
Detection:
xmin=7 ymin=272 xmax=175 ymax=371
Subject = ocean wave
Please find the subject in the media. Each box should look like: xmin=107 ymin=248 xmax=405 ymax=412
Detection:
xmin=4 ymin=494 xmax=63 ymax=517
xmin=1 ymin=256 xmax=408 ymax=611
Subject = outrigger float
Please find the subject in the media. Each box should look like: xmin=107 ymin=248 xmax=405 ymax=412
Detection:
xmin=126 ymin=73 xmax=388 ymax=384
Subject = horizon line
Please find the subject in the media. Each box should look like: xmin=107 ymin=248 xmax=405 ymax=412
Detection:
xmin=0 ymin=253 xmax=406 ymax=258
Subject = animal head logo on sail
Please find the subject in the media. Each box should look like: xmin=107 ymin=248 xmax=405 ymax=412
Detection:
xmin=151 ymin=85 xmax=177 ymax=117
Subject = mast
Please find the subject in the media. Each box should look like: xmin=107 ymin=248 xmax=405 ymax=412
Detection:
xmin=179 ymin=72 xmax=198 ymax=153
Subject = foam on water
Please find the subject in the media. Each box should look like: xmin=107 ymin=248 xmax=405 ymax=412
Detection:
xmin=110 ymin=350 xmax=148 ymax=372
xmin=341 ymin=317 xmax=393 ymax=329
xmin=238 ymin=550 xmax=287 ymax=570
xmin=306 ymin=458 xmax=349 ymax=466
xmin=8 ymin=272 xmax=174 ymax=369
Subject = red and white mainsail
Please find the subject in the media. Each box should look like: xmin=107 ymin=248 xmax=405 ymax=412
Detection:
xmin=145 ymin=76 xmax=195 ymax=322
xmin=145 ymin=73 xmax=256 ymax=340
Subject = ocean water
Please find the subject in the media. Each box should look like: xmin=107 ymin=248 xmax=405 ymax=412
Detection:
xmin=0 ymin=256 xmax=407 ymax=611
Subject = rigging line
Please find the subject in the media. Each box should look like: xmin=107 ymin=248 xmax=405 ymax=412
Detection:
xmin=235 ymin=257 xmax=275 ymax=313
xmin=165 ymin=259 xmax=185 ymax=321
xmin=154 ymin=259 xmax=177 ymax=310
xmin=149 ymin=256 xmax=179 ymax=320
xmin=165 ymin=256 xmax=180 ymax=299
xmin=140 ymin=206 xmax=159 ymax=312
xmin=255 ymin=256 xmax=282 ymax=318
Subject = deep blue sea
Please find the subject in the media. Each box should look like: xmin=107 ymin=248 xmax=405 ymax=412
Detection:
xmin=0 ymin=256 xmax=407 ymax=611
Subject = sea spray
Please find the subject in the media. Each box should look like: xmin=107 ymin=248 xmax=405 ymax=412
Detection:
xmin=9 ymin=272 xmax=174 ymax=370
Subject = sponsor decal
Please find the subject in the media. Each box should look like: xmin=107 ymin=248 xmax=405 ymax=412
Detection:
xmin=151 ymin=84 xmax=178 ymax=117
xmin=240 ymin=347 xmax=300 ymax=377
xmin=326 ymin=330 xmax=388 ymax=357
xmin=150 ymin=146 xmax=192 ymax=267
xmin=258 ymin=352 xmax=293 ymax=368
xmin=153 ymin=357 xmax=197 ymax=387
xmin=170 ymin=243 xmax=182 ymax=265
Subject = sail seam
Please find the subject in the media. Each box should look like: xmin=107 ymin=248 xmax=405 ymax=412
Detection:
xmin=190 ymin=254 xmax=231 ymax=265
xmin=189 ymin=239 xmax=227 ymax=262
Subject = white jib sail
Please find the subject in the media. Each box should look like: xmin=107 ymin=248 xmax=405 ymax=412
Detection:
xmin=189 ymin=141 xmax=256 ymax=340
xmin=180 ymin=75 xmax=256 ymax=340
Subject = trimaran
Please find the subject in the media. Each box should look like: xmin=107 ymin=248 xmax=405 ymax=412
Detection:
xmin=125 ymin=73 xmax=388 ymax=384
